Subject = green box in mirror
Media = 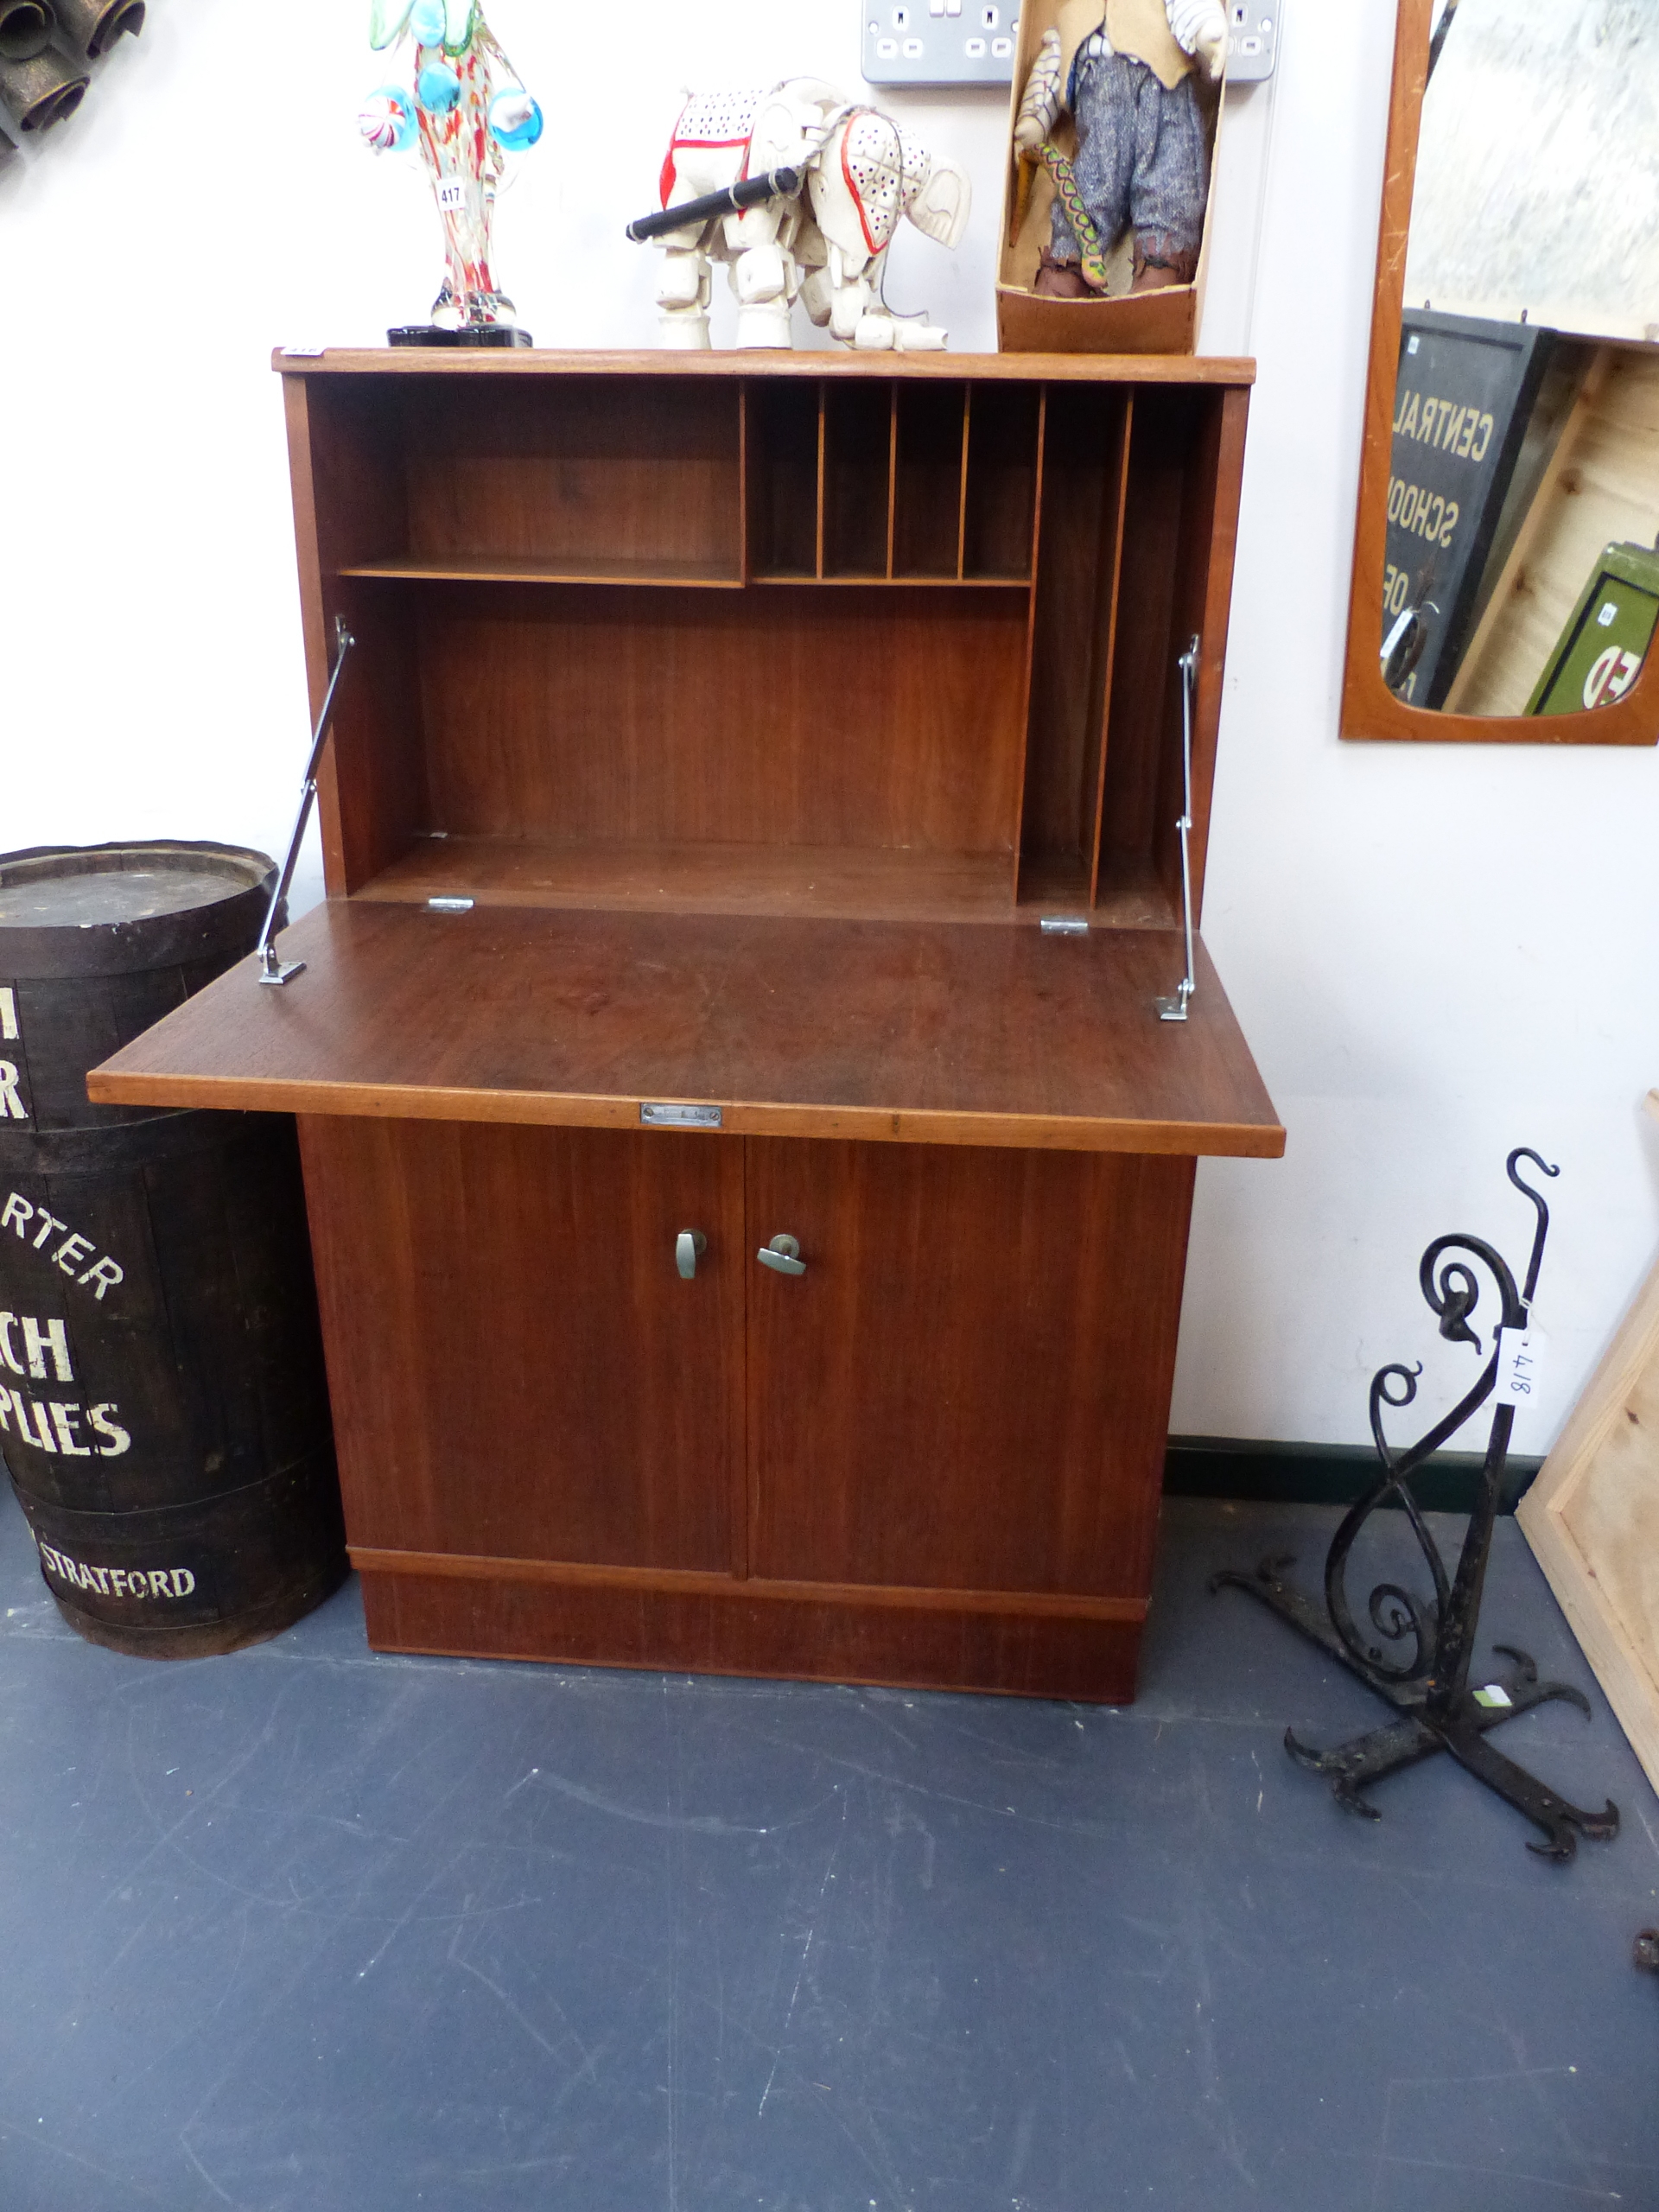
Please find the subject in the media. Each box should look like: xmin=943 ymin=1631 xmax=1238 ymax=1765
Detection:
xmin=1528 ymin=541 xmax=1659 ymax=716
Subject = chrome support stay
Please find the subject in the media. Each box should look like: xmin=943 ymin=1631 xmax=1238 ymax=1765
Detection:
xmin=256 ymin=617 xmax=355 ymax=986
xmin=1155 ymin=634 xmax=1200 ymax=1022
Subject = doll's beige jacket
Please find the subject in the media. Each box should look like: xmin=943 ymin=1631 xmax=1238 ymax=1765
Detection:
xmin=1054 ymin=0 xmax=1192 ymax=92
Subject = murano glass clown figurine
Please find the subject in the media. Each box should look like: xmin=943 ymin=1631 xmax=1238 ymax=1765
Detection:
xmin=359 ymin=0 xmax=543 ymax=344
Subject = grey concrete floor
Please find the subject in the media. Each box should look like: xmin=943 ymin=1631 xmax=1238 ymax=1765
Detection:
xmin=0 ymin=1483 xmax=1656 ymax=2212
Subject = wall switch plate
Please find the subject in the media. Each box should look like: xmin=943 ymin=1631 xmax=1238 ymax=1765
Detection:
xmin=1225 ymin=0 xmax=1278 ymax=82
xmin=863 ymin=2 xmax=1019 ymax=88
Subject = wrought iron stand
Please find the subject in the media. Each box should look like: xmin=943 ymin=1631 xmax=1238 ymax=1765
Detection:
xmin=1213 ymin=1148 xmax=1620 ymax=1862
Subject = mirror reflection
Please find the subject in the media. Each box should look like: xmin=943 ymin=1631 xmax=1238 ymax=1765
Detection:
xmin=1381 ymin=0 xmax=1659 ymax=717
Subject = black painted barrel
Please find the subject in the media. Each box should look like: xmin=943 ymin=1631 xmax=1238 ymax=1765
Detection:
xmin=0 ymin=842 xmax=345 ymax=1656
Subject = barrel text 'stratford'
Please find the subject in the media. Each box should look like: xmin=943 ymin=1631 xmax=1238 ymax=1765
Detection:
xmin=35 ymin=1540 xmax=196 ymax=1600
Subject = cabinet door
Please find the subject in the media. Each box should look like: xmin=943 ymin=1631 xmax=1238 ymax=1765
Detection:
xmin=746 ymin=1139 xmax=1195 ymax=1598
xmin=299 ymin=1119 xmax=745 ymax=1573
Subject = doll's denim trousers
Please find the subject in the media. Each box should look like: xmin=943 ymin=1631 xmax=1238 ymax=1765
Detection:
xmin=1051 ymin=50 xmax=1207 ymax=272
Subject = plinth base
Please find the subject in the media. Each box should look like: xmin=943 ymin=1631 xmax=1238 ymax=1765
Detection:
xmin=388 ymin=324 xmax=532 ymax=349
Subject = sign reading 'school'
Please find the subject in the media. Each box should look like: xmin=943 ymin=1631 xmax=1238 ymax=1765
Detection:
xmin=1383 ymin=309 xmax=1554 ymax=710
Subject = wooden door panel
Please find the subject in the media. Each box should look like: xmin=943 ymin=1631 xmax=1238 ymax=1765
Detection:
xmin=747 ymin=1140 xmax=1194 ymax=1598
xmin=299 ymin=1119 xmax=744 ymax=1571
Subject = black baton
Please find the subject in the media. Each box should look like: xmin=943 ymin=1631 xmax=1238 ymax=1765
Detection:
xmin=626 ymin=165 xmax=804 ymax=243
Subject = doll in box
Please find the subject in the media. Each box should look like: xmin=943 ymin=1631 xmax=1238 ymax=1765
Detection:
xmin=1014 ymin=0 xmax=1225 ymax=297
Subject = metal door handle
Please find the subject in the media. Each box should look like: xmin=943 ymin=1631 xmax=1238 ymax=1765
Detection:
xmin=757 ymin=1233 xmax=805 ymax=1277
xmin=676 ymin=1230 xmax=707 ymax=1281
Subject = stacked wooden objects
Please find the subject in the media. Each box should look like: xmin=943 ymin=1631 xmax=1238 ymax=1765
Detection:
xmin=91 ymin=349 xmax=1282 ymax=1701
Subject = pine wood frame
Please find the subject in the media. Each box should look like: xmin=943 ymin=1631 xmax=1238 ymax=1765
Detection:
xmin=1519 ymin=1100 xmax=1659 ymax=1789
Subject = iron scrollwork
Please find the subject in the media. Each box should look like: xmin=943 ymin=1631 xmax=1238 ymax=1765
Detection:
xmin=1214 ymin=1148 xmax=1619 ymax=1862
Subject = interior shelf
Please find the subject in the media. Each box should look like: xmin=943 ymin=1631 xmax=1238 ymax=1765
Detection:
xmin=749 ymin=573 xmax=1031 ymax=589
xmin=365 ymin=838 xmax=1176 ymax=930
xmin=340 ymin=554 xmax=745 ymax=588
xmin=1017 ymin=855 xmax=1177 ymax=931
xmin=341 ymin=553 xmax=1030 ymax=589
xmin=359 ymin=836 xmax=1020 ymax=925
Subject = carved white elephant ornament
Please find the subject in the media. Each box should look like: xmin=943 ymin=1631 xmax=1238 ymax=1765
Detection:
xmin=652 ymin=79 xmax=971 ymax=351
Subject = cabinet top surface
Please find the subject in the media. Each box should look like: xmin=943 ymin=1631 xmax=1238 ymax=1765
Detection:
xmin=89 ymin=902 xmax=1282 ymax=1159
xmin=272 ymin=346 xmax=1255 ymax=388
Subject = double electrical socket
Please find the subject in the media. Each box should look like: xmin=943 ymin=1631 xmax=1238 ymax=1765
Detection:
xmin=862 ymin=1 xmax=1019 ymax=89
xmin=1225 ymin=0 xmax=1279 ymax=82
xmin=861 ymin=0 xmax=1277 ymax=92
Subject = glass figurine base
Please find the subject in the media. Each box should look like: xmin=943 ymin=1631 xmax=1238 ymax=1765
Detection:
xmin=387 ymin=325 xmax=532 ymax=348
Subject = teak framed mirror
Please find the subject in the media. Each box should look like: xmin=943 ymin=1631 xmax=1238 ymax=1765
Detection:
xmin=1342 ymin=0 xmax=1659 ymax=746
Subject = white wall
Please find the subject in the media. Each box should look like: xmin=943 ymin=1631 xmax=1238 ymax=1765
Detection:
xmin=3 ymin=1 xmax=1656 ymax=1452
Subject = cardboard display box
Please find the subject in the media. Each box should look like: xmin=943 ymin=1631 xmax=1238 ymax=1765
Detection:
xmin=996 ymin=0 xmax=1224 ymax=356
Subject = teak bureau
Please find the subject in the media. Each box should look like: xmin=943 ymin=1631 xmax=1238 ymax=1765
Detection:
xmin=91 ymin=349 xmax=1283 ymax=1701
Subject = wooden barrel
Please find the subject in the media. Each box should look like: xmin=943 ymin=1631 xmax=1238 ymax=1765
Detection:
xmin=0 ymin=842 xmax=345 ymax=1656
